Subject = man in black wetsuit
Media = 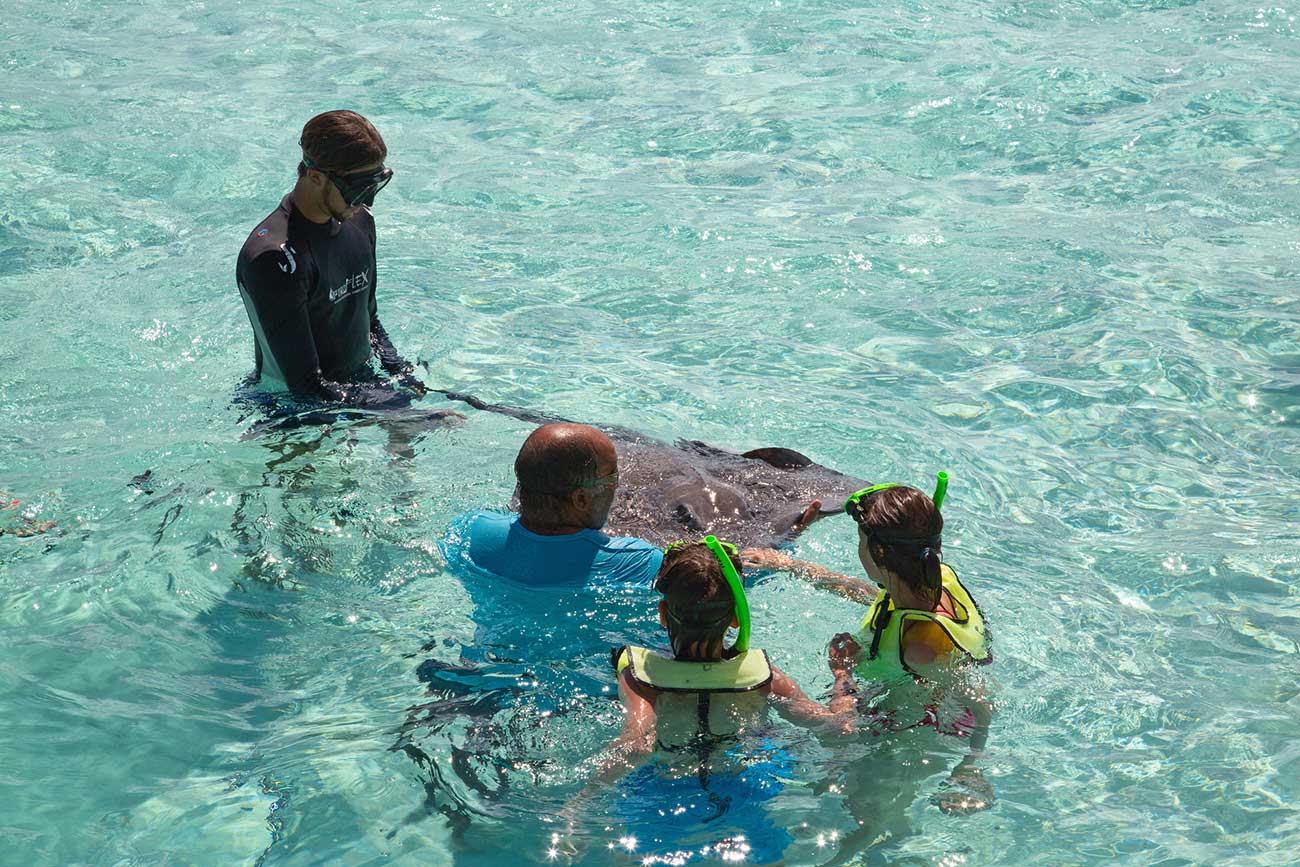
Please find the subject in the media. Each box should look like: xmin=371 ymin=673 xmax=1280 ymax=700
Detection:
xmin=236 ymin=109 xmax=426 ymax=406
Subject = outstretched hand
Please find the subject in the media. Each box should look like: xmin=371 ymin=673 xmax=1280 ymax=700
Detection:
xmin=791 ymin=499 xmax=823 ymax=534
xmin=397 ymin=372 xmax=430 ymax=398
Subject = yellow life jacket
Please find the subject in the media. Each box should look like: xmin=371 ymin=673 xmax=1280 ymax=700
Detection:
xmin=613 ymin=645 xmax=773 ymax=693
xmin=613 ymin=645 xmax=773 ymax=749
xmin=854 ymin=564 xmax=990 ymax=682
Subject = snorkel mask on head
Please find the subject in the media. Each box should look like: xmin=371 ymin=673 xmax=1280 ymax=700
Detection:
xmin=843 ymin=471 xmax=948 ymax=550
xmin=844 ymin=471 xmax=948 ymax=519
xmin=662 ymin=535 xmax=751 ymax=653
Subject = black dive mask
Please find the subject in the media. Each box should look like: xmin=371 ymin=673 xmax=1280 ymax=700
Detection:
xmin=303 ymin=154 xmax=393 ymax=207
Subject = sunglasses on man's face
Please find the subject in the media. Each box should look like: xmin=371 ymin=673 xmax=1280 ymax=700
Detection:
xmin=575 ymin=470 xmax=619 ymax=490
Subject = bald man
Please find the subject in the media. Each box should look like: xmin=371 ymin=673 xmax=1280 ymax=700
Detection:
xmin=443 ymin=423 xmax=662 ymax=586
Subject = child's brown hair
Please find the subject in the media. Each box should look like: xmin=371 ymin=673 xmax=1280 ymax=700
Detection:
xmin=654 ymin=542 xmax=740 ymax=660
xmin=853 ymin=485 xmax=944 ymax=607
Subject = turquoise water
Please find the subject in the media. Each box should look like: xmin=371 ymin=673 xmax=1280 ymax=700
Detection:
xmin=3 ymin=0 xmax=1299 ymax=863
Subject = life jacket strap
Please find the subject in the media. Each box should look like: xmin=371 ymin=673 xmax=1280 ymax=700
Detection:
xmin=867 ymin=593 xmax=893 ymax=660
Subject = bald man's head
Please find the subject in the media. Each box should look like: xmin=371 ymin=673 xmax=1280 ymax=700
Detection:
xmin=515 ymin=423 xmax=619 ymax=531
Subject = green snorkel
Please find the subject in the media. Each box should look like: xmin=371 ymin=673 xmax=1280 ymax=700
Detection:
xmin=703 ymin=535 xmax=751 ymax=653
xmin=932 ymin=471 xmax=949 ymax=511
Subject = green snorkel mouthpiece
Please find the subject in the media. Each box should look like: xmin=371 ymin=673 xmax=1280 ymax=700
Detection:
xmin=703 ymin=535 xmax=751 ymax=653
xmin=932 ymin=471 xmax=949 ymax=511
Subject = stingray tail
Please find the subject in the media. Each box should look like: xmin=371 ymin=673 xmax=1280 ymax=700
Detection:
xmin=430 ymin=388 xmax=569 ymax=427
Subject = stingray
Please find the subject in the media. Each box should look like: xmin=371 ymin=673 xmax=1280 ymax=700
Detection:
xmin=434 ymin=389 xmax=868 ymax=549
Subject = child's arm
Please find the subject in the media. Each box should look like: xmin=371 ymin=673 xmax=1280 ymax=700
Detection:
xmin=742 ymin=549 xmax=879 ymax=605
xmin=827 ymin=633 xmax=864 ymax=715
xmin=595 ymin=668 xmax=658 ymax=779
xmin=578 ymin=669 xmax=657 ymax=792
xmin=768 ymin=664 xmax=855 ymax=733
xmin=932 ymin=683 xmax=995 ymax=814
xmin=559 ymin=668 xmax=657 ymax=835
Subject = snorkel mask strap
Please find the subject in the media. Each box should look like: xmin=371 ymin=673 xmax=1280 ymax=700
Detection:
xmin=703 ymin=535 xmax=751 ymax=653
xmin=844 ymin=471 xmax=951 ymax=518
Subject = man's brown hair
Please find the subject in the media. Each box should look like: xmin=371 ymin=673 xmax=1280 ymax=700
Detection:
xmin=298 ymin=110 xmax=387 ymax=176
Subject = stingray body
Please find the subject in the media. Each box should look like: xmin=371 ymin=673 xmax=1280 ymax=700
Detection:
xmin=597 ymin=434 xmax=862 ymax=549
xmin=437 ymin=390 xmax=868 ymax=549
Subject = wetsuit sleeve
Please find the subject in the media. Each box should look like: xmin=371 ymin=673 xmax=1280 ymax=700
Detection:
xmin=240 ymin=251 xmax=331 ymax=395
xmin=370 ymin=314 xmax=411 ymax=375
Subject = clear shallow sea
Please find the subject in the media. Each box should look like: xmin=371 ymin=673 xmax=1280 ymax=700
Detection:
xmin=2 ymin=0 xmax=1298 ymax=864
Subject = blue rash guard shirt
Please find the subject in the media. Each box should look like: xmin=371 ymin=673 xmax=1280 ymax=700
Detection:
xmin=442 ymin=510 xmax=663 ymax=588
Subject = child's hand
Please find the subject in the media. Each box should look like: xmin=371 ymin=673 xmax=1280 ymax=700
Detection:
xmin=828 ymin=633 xmax=863 ymax=672
xmin=791 ymin=499 xmax=823 ymax=533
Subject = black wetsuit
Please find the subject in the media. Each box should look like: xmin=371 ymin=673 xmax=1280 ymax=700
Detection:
xmin=235 ymin=194 xmax=412 ymax=403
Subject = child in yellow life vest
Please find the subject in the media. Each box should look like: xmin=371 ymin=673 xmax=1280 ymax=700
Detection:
xmin=610 ymin=537 xmax=846 ymax=755
xmin=746 ymin=480 xmax=995 ymax=814
xmin=557 ymin=537 xmax=850 ymax=860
